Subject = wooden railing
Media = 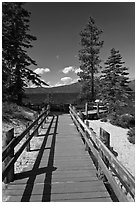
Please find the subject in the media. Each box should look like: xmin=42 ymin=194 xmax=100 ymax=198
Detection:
xmin=69 ymin=104 xmax=135 ymax=202
xmin=2 ymin=105 xmax=50 ymax=184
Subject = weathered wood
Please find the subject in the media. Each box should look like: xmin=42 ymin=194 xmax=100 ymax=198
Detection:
xmin=5 ymin=114 xmax=112 ymax=202
xmin=3 ymin=109 xmax=48 ymax=160
xmin=97 ymin=128 xmax=110 ymax=181
xmin=100 ymin=128 xmax=110 ymax=150
xmin=97 ymin=154 xmax=128 ymax=202
xmin=97 ymin=102 xmax=99 ymax=118
xmin=69 ymin=105 xmax=135 ymax=201
xmin=3 ymin=128 xmax=14 ymax=183
xmin=2 ymin=115 xmax=47 ymax=181
xmin=85 ymin=102 xmax=88 ymax=119
xmin=2 ymin=106 xmax=50 ymax=182
xmin=79 ymin=111 xmax=84 ymax=122
xmin=85 ymin=120 xmax=90 ymax=151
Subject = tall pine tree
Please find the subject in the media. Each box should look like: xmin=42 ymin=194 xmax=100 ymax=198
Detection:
xmin=78 ymin=17 xmax=103 ymax=102
xmin=2 ymin=2 xmax=48 ymax=104
xmin=99 ymin=48 xmax=130 ymax=113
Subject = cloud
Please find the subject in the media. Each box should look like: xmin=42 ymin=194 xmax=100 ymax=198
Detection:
xmin=62 ymin=66 xmax=82 ymax=74
xmin=34 ymin=67 xmax=50 ymax=75
xmin=62 ymin=66 xmax=75 ymax=74
xmin=61 ymin=76 xmax=72 ymax=83
xmin=54 ymin=77 xmax=79 ymax=87
xmin=74 ymin=68 xmax=82 ymax=74
xmin=54 ymin=77 xmax=72 ymax=87
xmin=71 ymin=78 xmax=79 ymax=83
xmin=54 ymin=82 xmax=65 ymax=87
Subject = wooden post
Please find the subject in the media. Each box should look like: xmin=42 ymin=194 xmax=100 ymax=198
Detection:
xmin=97 ymin=127 xmax=110 ymax=181
xmin=79 ymin=111 xmax=84 ymax=122
xmin=85 ymin=120 xmax=90 ymax=138
xmin=97 ymin=102 xmax=99 ymax=118
xmin=100 ymin=127 xmax=110 ymax=151
xmin=3 ymin=128 xmax=14 ymax=183
xmin=85 ymin=102 xmax=88 ymax=119
xmin=85 ymin=120 xmax=90 ymax=151
xmin=26 ymin=122 xmax=30 ymax=152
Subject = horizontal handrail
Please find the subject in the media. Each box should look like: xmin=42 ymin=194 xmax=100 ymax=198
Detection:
xmin=69 ymin=104 xmax=135 ymax=202
xmin=2 ymin=107 xmax=49 ymax=161
xmin=2 ymin=105 xmax=50 ymax=181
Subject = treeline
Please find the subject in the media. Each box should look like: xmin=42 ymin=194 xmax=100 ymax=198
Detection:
xmin=2 ymin=3 xmax=48 ymax=105
xmin=2 ymin=3 xmax=134 ymax=114
xmin=77 ymin=17 xmax=134 ymax=143
xmin=78 ymin=17 xmax=133 ymax=115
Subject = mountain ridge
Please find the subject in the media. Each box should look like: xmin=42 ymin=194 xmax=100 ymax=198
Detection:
xmin=25 ymin=82 xmax=81 ymax=94
xmin=25 ymin=80 xmax=135 ymax=94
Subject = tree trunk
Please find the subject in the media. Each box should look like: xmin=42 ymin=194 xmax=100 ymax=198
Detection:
xmin=91 ymin=67 xmax=94 ymax=102
xmin=17 ymin=93 xmax=22 ymax=105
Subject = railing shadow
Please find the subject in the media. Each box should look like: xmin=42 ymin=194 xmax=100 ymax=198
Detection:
xmin=14 ymin=113 xmax=59 ymax=202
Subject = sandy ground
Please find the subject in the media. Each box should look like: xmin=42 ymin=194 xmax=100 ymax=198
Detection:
xmin=88 ymin=120 xmax=135 ymax=177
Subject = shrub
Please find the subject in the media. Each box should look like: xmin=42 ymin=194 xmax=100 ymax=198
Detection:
xmin=109 ymin=112 xmax=135 ymax=129
xmin=109 ymin=112 xmax=120 ymax=126
xmin=100 ymin=117 xmax=107 ymax=122
xmin=118 ymin=114 xmax=135 ymax=128
xmin=3 ymin=102 xmax=21 ymax=114
xmin=127 ymin=127 xmax=135 ymax=144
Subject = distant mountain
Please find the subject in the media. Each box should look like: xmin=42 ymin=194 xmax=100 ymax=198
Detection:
xmin=25 ymin=82 xmax=81 ymax=94
xmin=25 ymin=79 xmax=135 ymax=95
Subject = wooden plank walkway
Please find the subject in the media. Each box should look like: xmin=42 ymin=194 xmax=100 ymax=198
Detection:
xmin=4 ymin=113 xmax=112 ymax=202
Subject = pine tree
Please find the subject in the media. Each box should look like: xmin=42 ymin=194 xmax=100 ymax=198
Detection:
xmin=78 ymin=17 xmax=103 ymax=102
xmin=2 ymin=2 xmax=48 ymax=104
xmin=99 ymin=48 xmax=130 ymax=113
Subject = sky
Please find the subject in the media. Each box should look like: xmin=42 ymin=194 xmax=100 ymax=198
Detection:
xmin=25 ymin=2 xmax=135 ymax=87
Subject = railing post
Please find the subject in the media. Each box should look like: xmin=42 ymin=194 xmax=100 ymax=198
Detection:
xmin=97 ymin=102 xmax=99 ymax=118
xmin=79 ymin=111 xmax=84 ymax=122
xmin=26 ymin=122 xmax=30 ymax=152
xmin=3 ymin=128 xmax=14 ymax=183
xmin=85 ymin=120 xmax=90 ymax=151
xmin=97 ymin=127 xmax=110 ymax=181
xmin=85 ymin=102 xmax=88 ymax=119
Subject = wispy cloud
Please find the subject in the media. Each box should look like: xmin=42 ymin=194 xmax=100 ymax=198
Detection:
xmin=34 ymin=67 xmax=51 ymax=75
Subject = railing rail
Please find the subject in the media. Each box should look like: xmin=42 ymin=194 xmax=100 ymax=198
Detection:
xmin=69 ymin=104 xmax=135 ymax=202
xmin=2 ymin=105 xmax=50 ymax=183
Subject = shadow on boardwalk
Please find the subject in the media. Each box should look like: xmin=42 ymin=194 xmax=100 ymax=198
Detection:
xmin=5 ymin=112 xmax=114 ymax=202
xmin=14 ymin=113 xmax=59 ymax=202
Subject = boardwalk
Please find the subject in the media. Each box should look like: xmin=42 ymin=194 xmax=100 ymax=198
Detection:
xmin=5 ymin=113 xmax=112 ymax=202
